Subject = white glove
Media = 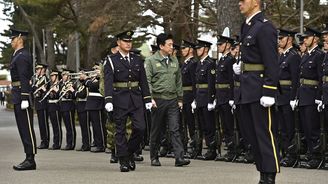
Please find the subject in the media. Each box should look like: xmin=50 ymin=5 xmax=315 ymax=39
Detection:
xmin=21 ymin=100 xmax=29 ymax=110
xmin=290 ymin=100 xmax=298 ymax=111
xmin=315 ymin=100 xmax=324 ymax=112
xmin=260 ymin=96 xmax=275 ymax=107
xmin=213 ymin=99 xmax=217 ymax=108
xmin=233 ymin=62 xmax=241 ymax=75
xmin=105 ymin=103 xmax=113 ymax=112
xmin=207 ymin=103 xmax=215 ymax=111
xmin=145 ymin=102 xmax=152 ymax=110
xmin=229 ymin=100 xmax=234 ymax=107
xmin=191 ymin=100 xmax=196 ymax=110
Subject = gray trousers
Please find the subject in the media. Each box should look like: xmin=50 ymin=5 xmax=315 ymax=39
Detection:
xmin=150 ymin=98 xmax=184 ymax=160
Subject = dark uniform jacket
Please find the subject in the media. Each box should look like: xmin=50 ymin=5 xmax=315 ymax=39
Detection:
xmin=181 ymin=57 xmax=198 ymax=104
xmin=74 ymin=80 xmax=88 ymax=113
xmin=10 ymin=48 xmax=33 ymax=105
xmin=33 ymin=75 xmax=48 ymax=110
xmin=216 ymin=53 xmax=235 ymax=105
xmin=47 ymin=81 xmax=60 ymax=112
xmin=84 ymin=77 xmax=104 ymax=111
xmin=298 ymin=46 xmax=325 ymax=106
xmin=276 ymin=47 xmax=301 ymax=106
xmin=59 ymin=80 xmax=75 ymax=112
xmin=322 ymin=53 xmax=328 ymax=104
xmin=238 ymin=12 xmax=279 ymax=104
xmin=195 ymin=56 xmax=216 ymax=107
xmin=104 ymin=52 xmax=151 ymax=109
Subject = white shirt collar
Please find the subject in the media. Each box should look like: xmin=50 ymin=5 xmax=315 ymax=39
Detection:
xmin=246 ymin=11 xmax=261 ymax=24
xmin=184 ymin=56 xmax=193 ymax=64
xmin=283 ymin=46 xmax=293 ymax=55
xmin=200 ymin=55 xmax=209 ymax=63
xmin=308 ymin=45 xmax=318 ymax=54
xmin=119 ymin=51 xmax=130 ymax=59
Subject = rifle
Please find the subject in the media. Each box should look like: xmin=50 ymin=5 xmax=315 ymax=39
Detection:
xmin=318 ymin=108 xmax=327 ymax=169
xmin=191 ymin=108 xmax=202 ymax=159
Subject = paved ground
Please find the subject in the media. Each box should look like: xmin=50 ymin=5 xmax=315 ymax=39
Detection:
xmin=0 ymin=106 xmax=327 ymax=184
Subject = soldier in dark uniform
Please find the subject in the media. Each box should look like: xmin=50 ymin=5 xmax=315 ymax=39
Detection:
xmin=192 ymin=39 xmax=217 ymax=160
xmin=9 ymin=28 xmax=37 ymax=171
xmin=74 ymin=69 xmax=91 ymax=151
xmin=104 ymin=31 xmax=152 ymax=172
xmin=215 ymin=35 xmax=236 ymax=161
xmin=322 ymin=23 xmax=328 ymax=43
xmin=45 ymin=71 xmax=62 ymax=150
xmin=180 ymin=40 xmax=197 ymax=155
xmin=276 ymin=29 xmax=301 ymax=167
xmin=297 ymin=27 xmax=325 ymax=169
xmin=33 ymin=63 xmax=49 ymax=149
xmin=59 ymin=70 xmax=76 ymax=150
xmin=84 ymin=64 xmax=105 ymax=152
xmin=234 ymin=1 xmax=280 ymax=183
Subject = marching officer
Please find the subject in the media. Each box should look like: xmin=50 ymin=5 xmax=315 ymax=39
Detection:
xmin=45 ymin=70 xmax=62 ymax=150
xmin=215 ymin=35 xmax=236 ymax=161
xmin=276 ymin=29 xmax=301 ymax=167
xmin=85 ymin=64 xmax=105 ymax=152
xmin=10 ymin=28 xmax=37 ymax=171
xmin=234 ymin=1 xmax=280 ymax=183
xmin=33 ymin=63 xmax=49 ymax=149
xmin=297 ymin=27 xmax=325 ymax=169
xmin=74 ymin=69 xmax=91 ymax=151
xmin=59 ymin=70 xmax=76 ymax=150
xmin=104 ymin=31 xmax=152 ymax=172
xmin=180 ymin=40 xmax=197 ymax=155
xmin=192 ymin=39 xmax=217 ymax=160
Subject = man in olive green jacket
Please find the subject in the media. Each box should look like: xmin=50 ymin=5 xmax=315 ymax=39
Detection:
xmin=144 ymin=33 xmax=190 ymax=167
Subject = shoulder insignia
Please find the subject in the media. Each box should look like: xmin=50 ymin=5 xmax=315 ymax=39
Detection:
xmin=263 ymin=19 xmax=268 ymax=22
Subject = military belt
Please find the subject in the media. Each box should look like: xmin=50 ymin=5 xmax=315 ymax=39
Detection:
xmin=113 ymin=81 xmax=139 ymax=89
xmin=77 ymin=98 xmax=87 ymax=102
xmin=61 ymin=98 xmax=73 ymax=102
xmin=48 ymin=100 xmax=58 ymax=104
xmin=11 ymin=81 xmax=21 ymax=87
xmin=88 ymin=92 xmax=103 ymax=97
xmin=300 ymin=78 xmax=319 ymax=86
xmin=279 ymin=80 xmax=292 ymax=86
xmin=234 ymin=81 xmax=240 ymax=87
xmin=196 ymin=84 xmax=208 ymax=89
xmin=322 ymin=76 xmax=328 ymax=83
xmin=241 ymin=63 xmax=265 ymax=72
xmin=215 ymin=84 xmax=230 ymax=89
xmin=182 ymin=86 xmax=193 ymax=91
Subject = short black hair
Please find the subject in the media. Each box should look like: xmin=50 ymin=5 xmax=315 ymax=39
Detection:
xmin=156 ymin=33 xmax=173 ymax=48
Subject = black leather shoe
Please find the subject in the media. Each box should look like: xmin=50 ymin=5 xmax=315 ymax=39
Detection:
xmin=151 ymin=159 xmax=161 ymax=166
xmin=110 ymin=152 xmax=118 ymax=163
xmin=48 ymin=145 xmax=61 ymax=150
xmin=223 ymin=152 xmax=235 ymax=162
xmin=203 ymin=150 xmax=217 ymax=160
xmin=119 ymin=157 xmax=130 ymax=172
xmin=90 ymin=147 xmax=105 ymax=153
xmin=61 ymin=145 xmax=74 ymax=150
xmin=13 ymin=159 xmax=36 ymax=171
xmin=105 ymin=148 xmax=111 ymax=154
xmin=37 ymin=142 xmax=49 ymax=149
xmin=264 ymin=172 xmax=276 ymax=184
xmin=175 ymin=158 xmax=191 ymax=167
xmin=134 ymin=153 xmax=144 ymax=162
xmin=159 ymin=147 xmax=168 ymax=157
xmin=76 ymin=146 xmax=90 ymax=152
xmin=214 ymin=154 xmax=225 ymax=161
xmin=258 ymin=172 xmax=265 ymax=184
xmin=280 ymin=156 xmax=296 ymax=167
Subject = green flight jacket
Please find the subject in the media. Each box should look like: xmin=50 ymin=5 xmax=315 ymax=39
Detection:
xmin=144 ymin=51 xmax=183 ymax=101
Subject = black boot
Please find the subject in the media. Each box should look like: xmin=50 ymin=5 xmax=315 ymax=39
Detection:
xmin=37 ymin=141 xmax=49 ymax=149
xmin=258 ymin=172 xmax=265 ymax=184
xmin=264 ymin=172 xmax=276 ymax=184
xmin=119 ymin=157 xmax=130 ymax=172
xmin=13 ymin=154 xmax=36 ymax=171
xmin=133 ymin=152 xmax=144 ymax=162
xmin=128 ymin=154 xmax=136 ymax=171
xmin=110 ymin=149 xmax=118 ymax=163
xmin=175 ymin=158 xmax=191 ymax=167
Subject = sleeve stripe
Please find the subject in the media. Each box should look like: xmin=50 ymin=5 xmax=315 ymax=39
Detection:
xmin=263 ymin=85 xmax=277 ymax=90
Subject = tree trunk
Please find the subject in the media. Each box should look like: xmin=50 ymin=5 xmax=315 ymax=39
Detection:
xmin=66 ymin=33 xmax=77 ymax=71
xmin=45 ymin=26 xmax=56 ymax=70
xmin=216 ymin=0 xmax=242 ymax=36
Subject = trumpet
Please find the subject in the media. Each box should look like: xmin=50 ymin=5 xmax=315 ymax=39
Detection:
xmin=69 ymin=71 xmax=99 ymax=80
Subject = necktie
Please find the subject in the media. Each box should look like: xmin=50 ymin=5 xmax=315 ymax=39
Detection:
xmin=124 ymin=56 xmax=129 ymax=64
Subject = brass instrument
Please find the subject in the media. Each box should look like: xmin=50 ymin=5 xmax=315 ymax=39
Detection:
xmin=69 ymin=71 xmax=99 ymax=80
xmin=33 ymin=77 xmax=51 ymax=96
xmin=58 ymin=80 xmax=78 ymax=101
xmin=38 ymin=79 xmax=62 ymax=103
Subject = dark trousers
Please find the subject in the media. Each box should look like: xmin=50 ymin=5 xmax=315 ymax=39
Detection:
xmin=48 ymin=110 xmax=62 ymax=147
xmin=37 ymin=109 xmax=49 ymax=144
xmin=88 ymin=110 xmax=104 ymax=148
xmin=299 ymin=105 xmax=320 ymax=154
xmin=150 ymin=98 xmax=184 ymax=160
xmin=197 ymin=106 xmax=215 ymax=146
xmin=14 ymin=105 xmax=37 ymax=155
xmin=277 ymin=105 xmax=295 ymax=153
xmin=183 ymin=101 xmax=195 ymax=140
xmin=217 ymin=103 xmax=234 ymax=145
xmin=113 ymin=99 xmax=145 ymax=158
xmin=61 ymin=110 xmax=76 ymax=148
xmin=77 ymin=111 xmax=91 ymax=148
xmin=240 ymin=103 xmax=280 ymax=173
